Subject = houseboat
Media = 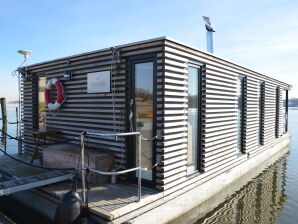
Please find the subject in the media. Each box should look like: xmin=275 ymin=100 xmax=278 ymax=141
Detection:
xmin=0 ymin=36 xmax=291 ymax=223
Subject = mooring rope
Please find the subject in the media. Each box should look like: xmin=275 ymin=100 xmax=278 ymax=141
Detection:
xmin=0 ymin=147 xmax=76 ymax=171
xmin=0 ymin=128 xmax=162 ymax=172
xmin=0 ymin=128 xmax=79 ymax=146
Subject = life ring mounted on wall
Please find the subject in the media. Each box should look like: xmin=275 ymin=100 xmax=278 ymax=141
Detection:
xmin=45 ymin=78 xmax=64 ymax=111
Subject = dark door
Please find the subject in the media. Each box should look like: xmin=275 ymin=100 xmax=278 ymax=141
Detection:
xmin=129 ymin=55 xmax=156 ymax=184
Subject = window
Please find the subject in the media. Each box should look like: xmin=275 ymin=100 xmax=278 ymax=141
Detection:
xmin=128 ymin=54 xmax=157 ymax=185
xmin=134 ymin=61 xmax=154 ymax=181
xmin=38 ymin=76 xmax=46 ymax=129
xmin=275 ymin=87 xmax=280 ymax=138
xmin=282 ymin=89 xmax=288 ymax=133
xmin=187 ymin=67 xmax=201 ymax=173
xmin=258 ymin=81 xmax=265 ymax=145
xmin=237 ymin=75 xmax=246 ymax=153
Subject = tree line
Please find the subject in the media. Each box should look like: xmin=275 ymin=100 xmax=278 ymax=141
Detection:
xmin=289 ymin=98 xmax=298 ymax=107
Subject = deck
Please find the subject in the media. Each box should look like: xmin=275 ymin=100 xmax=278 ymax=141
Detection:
xmin=0 ymin=154 xmax=163 ymax=223
xmin=40 ymin=181 xmax=161 ymax=223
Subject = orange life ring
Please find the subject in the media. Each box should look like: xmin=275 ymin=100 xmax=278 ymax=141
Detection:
xmin=45 ymin=78 xmax=63 ymax=110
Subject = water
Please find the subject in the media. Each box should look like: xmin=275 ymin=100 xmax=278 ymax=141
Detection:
xmin=173 ymin=108 xmax=298 ymax=224
xmin=0 ymin=104 xmax=53 ymax=223
xmin=0 ymin=105 xmax=298 ymax=223
xmin=0 ymin=103 xmax=19 ymax=154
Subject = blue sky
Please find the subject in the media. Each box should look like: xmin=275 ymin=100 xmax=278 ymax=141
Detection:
xmin=0 ymin=0 xmax=297 ymax=99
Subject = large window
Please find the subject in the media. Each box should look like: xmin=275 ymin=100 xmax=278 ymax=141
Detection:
xmin=258 ymin=81 xmax=265 ymax=145
xmin=38 ymin=76 xmax=46 ymax=129
xmin=237 ymin=75 xmax=246 ymax=153
xmin=282 ymin=89 xmax=288 ymax=133
xmin=275 ymin=87 xmax=280 ymax=138
xmin=134 ymin=61 xmax=154 ymax=181
xmin=187 ymin=67 xmax=201 ymax=173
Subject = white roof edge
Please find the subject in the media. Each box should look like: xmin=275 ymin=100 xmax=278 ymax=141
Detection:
xmin=163 ymin=36 xmax=292 ymax=88
xmin=26 ymin=36 xmax=291 ymax=88
xmin=26 ymin=36 xmax=167 ymax=68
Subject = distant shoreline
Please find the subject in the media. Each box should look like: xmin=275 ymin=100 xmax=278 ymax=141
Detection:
xmin=6 ymin=102 xmax=19 ymax=104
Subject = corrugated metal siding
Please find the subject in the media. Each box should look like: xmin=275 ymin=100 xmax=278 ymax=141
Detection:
xmin=23 ymin=76 xmax=38 ymax=153
xmin=21 ymin=37 xmax=291 ymax=191
xmin=156 ymin=51 xmax=189 ymax=186
xmin=156 ymin=39 xmax=290 ymax=191
xmin=22 ymin=40 xmax=164 ymax=176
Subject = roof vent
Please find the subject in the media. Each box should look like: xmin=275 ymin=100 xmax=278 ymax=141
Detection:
xmin=202 ymin=16 xmax=215 ymax=54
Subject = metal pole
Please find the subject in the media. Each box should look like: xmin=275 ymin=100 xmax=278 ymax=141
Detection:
xmin=80 ymin=132 xmax=86 ymax=207
xmin=207 ymin=32 xmax=214 ymax=54
xmin=0 ymin=98 xmax=7 ymax=121
xmin=87 ymin=166 xmax=140 ymax=175
xmin=16 ymin=107 xmax=19 ymax=135
xmin=16 ymin=107 xmax=21 ymax=154
xmin=202 ymin=16 xmax=215 ymax=54
xmin=2 ymin=121 xmax=7 ymax=153
xmin=18 ymin=75 xmax=22 ymax=154
xmin=138 ymin=133 xmax=142 ymax=202
xmin=1 ymin=98 xmax=7 ymax=152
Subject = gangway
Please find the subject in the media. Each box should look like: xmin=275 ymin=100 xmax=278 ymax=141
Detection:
xmin=0 ymin=171 xmax=72 ymax=196
xmin=0 ymin=153 xmax=72 ymax=196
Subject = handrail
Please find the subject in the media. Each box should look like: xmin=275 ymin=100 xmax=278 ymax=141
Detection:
xmin=86 ymin=131 xmax=141 ymax=137
xmin=80 ymin=131 xmax=142 ymax=206
xmin=85 ymin=167 xmax=140 ymax=175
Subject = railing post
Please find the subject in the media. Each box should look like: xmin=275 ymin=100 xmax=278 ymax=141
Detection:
xmin=79 ymin=131 xmax=142 ymax=203
xmin=80 ymin=132 xmax=86 ymax=207
xmin=16 ymin=107 xmax=22 ymax=154
xmin=18 ymin=74 xmax=23 ymax=155
xmin=138 ymin=133 xmax=142 ymax=202
xmin=0 ymin=98 xmax=7 ymax=152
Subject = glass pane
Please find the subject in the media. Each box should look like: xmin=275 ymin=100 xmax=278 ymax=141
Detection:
xmin=38 ymin=76 xmax=46 ymax=129
xmin=275 ymin=88 xmax=280 ymax=138
xmin=258 ymin=81 xmax=264 ymax=145
xmin=237 ymin=76 xmax=244 ymax=152
xmin=135 ymin=62 xmax=153 ymax=181
xmin=282 ymin=90 xmax=287 ymax=133
xmin=187 ymin=67 xmax=199 ymax=173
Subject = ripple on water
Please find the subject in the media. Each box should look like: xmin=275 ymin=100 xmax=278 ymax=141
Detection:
xmin=191 ymin=109 xmax=298 ymax=224
xmin=192 ymin=154 xmax=297 ymax=224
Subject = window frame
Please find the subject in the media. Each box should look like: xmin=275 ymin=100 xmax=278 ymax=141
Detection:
xmin=36 ymin=75 xmax=46 ymax=129
xmin=282 ymin=89 xmax=289 ymax=134
xmin=127 ymin=53 xmax=157 ymax=187
xmin=186 ymin=65 xmax=203 ymax=174
xmin=285 ymin=90 xmax=289 ymax=133
xmin=258 ymin=81 xmax=265 ymax=146
xmin=275 ymin=87 xmax=280 ymax=138
xmin=237 ymin=75 xmax=246 ymax=154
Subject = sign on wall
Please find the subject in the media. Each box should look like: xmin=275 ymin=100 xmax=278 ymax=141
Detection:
xmin=87 ymin=71 xmax=111 ymax=93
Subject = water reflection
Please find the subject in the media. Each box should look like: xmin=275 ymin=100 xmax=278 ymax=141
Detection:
xmin=134 ymin=62 xmax=154 ymax=181
xmin=1 ymin=117 xmax=7 ymax=151
xmin=0 ymin=104 xmax=19 ymax=154
xmin=195 ymin=156 xmax=288 ymax=224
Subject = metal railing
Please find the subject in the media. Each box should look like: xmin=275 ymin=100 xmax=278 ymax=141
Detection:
xmin=80 ymin=131 xmax=142 ymax=206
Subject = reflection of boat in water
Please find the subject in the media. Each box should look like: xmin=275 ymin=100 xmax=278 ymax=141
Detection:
xmin=171 ymin=156 xmax=288 ymax=224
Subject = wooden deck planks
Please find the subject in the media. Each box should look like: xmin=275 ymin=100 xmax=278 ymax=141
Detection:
xmin=40 ymin=181 xmax=160 ymax=221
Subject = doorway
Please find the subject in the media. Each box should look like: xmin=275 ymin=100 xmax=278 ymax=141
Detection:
xmin=128 ymin=55 xmax=156 ymax=185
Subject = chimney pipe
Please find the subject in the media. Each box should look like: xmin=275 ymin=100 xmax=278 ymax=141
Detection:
xmin=202 ymin=16 xmax=215 ymax=54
